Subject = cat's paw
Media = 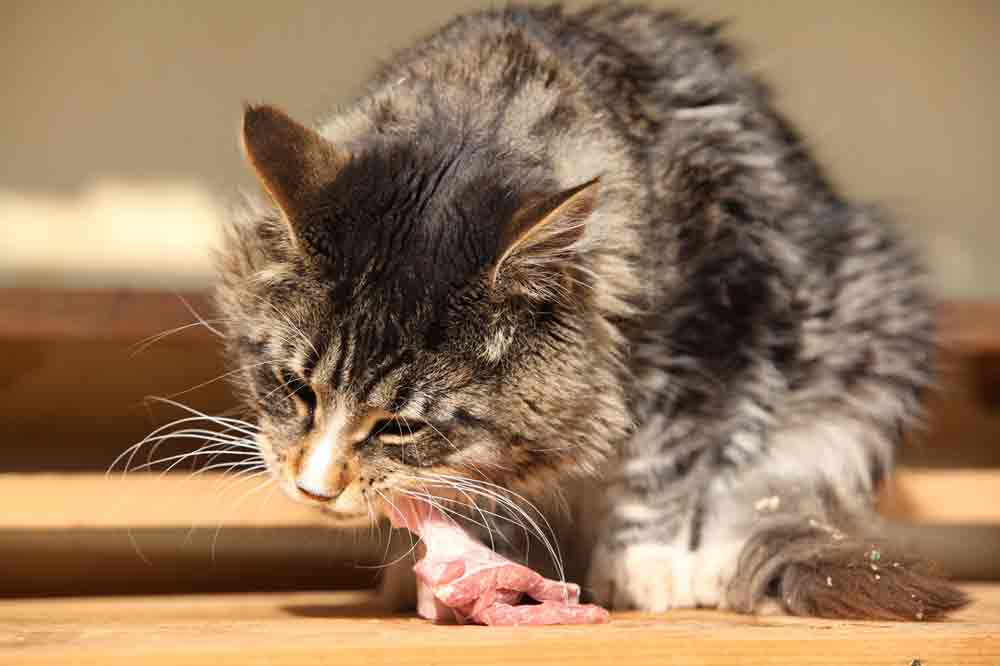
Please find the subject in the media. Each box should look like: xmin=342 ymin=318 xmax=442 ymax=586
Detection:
xmin=588 ymin=542 xmax=680 ymax=612
xmin=588 ymin=540 xmax=739 ymax=611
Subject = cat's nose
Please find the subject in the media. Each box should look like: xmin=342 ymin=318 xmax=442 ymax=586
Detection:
xmin=295 ymin=483 xmax=339 ymax=503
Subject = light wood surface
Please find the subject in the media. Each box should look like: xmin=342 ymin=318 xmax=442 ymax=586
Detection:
xmin=0 ymin=473 xmax=323 ymax=529
xmin=7 ymin=468 xmax=995 ymax=529
xmin=879 ymin=469 xmax=1000 ymax=524
xmin=1 ymin=585 xmax=998 ymax=665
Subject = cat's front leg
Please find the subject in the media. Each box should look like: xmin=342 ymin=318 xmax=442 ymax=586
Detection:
xmin=587 ymin=417 xmax=968 ymax=619
xmin=585 ymin=466 xmax=743 ymax=611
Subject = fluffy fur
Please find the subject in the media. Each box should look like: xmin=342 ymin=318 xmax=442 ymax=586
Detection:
xmin=216 ymin=3 xmax=966 ymax=620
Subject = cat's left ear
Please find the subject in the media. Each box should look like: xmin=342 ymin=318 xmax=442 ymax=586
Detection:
xmin=241 ymin=103 xmax=346 ymax=233
xmin=490 ymin=177 xmax=600 ymax=288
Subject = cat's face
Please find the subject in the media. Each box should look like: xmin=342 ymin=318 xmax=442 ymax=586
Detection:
xmin=217 ymin=106 xmax=626 ymax=524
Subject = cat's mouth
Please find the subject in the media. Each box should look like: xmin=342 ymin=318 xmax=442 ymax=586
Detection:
xmin=281 ymin=473 xmax=386 ymax=526
xmin=317 ymin=506 xmax=372 ymax=525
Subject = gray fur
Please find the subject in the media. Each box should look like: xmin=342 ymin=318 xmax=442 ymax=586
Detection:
xmin=216 ymin=4 xmax=965 ymax=619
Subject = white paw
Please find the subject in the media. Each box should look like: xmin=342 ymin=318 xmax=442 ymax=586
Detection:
xmin=588 ymin=542 xmax=680 ymax=612
xmin=588 ymin=540 xmax=740 ymax=611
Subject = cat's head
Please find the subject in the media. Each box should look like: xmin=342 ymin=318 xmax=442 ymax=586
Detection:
xmin=216 ymin=104 xmax=631 ymax=524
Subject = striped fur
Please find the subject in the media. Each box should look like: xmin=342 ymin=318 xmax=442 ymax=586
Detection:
xmin=216 ymin=4 xmax=965 ymax=619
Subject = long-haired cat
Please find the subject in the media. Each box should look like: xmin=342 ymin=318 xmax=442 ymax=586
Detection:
xmin=215 ymin=4 xmax=967 ymax=622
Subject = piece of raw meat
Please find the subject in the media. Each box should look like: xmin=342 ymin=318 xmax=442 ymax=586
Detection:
xmin=386 ymin=496 xmax=610 ymax=626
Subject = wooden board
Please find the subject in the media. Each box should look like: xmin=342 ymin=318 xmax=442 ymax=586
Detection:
xmin=3 ymin=290 xmax=1000 ymax=473
xmin=1 ymin=585 xmax=998 ymax=665
xmin=879 ymin=469 xmax=1000 ymax=524
xmin=0 ymin=527 xmax=381 ymax=597
xmin=0 ymin=289 xmax=214 ymax=340
xmin=939 ymin=301 xmax=1000 ymax=354
xmin=5 ymin=290 xmax=994 ymax=349
xmin=2 ymin=472 xmax=998 ymax=597
xmin=7 ymin=469 xmax=998 ymax=530
xmin=0 ymin=473 xmax=323 ymax=529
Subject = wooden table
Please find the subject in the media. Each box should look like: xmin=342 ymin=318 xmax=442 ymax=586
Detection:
xmin=2 ymin=585 xmax=998 ymax=665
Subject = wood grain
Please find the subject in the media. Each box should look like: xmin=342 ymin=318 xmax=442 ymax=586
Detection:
xmin=0 ymin=473 xmax=323 ymax=529
xmin=879 ymin=469 xmax=1000 ymax=524
xmin=1 ymin=586 xmax=997 ymax=665
xmin=2 ymin=290 xmax=992 ymax=349
xmin=939 ymin=301 xmax=1000 ymax=354
xmin=0 ymin=289 xmax=214 ymax=340
xmin=3 ymin=290 xmax=1000 ymax=472
xmin=6 ymin=469 xmax=996 ymax=530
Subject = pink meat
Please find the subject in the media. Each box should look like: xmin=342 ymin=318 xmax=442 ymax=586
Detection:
xmin=387 ymin=496 xmax=610 ymax=626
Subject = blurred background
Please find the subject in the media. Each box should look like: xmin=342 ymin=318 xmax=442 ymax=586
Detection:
xmin=2 ymin=1 xmax=999 ymax=598
xmin=3 ymin=0 xmax=999 ymax=295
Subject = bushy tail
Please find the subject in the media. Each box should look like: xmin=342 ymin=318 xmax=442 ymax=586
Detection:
xmin=726 ymin=524 xmax=969 ymax=621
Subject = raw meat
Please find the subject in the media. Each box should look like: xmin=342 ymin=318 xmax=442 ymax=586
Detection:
xmin=386 ymin=496 xmax=610 ymax=626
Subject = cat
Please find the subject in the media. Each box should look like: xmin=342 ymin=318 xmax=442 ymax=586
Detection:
xmin=215 ymin=3 xmax=967 ymax=620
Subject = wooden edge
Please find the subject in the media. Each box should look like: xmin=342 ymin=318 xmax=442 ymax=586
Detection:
xmin=883 ymin=523 xmax=1000 ymax=581
xmin=0 ymin=527 xmax=382 ymax=597
xmin=0 ymin=289 xmax=215 ymax=340
xmin=879 ymin=468 xmax=1000 ymax=524
xmin=938 ymin=300 xmax=1000 ymax=353
xmin=1 ymin=289 xmax=998 ymax=352
xmin=0 ymin=473 xmax=326 ymax=529
xmin=5 ymin=468 xmax=999 ymax=530
xmin=2 ymin=586 xmax=998 ymax=666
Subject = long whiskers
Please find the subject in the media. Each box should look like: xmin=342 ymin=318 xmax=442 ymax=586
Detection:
xmin=396 ymin=472 xmax=565 ymax=584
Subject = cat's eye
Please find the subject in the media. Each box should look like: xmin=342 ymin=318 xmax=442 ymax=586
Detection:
xmin=370 ymin=417 xmax=427 ymax=442
xmin=288 ymin=376 xmax=317 ymax=409
xmin=279 ymin=369 xmax=317 ymax=421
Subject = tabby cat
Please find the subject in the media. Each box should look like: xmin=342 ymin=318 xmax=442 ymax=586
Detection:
xmin=216 ymin=4 xmax=966 ymax=619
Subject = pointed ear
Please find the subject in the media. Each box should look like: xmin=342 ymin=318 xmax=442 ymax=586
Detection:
xmin=490 ymin=177 xmax=600 ymax=287
xmin=241 ymin=104 xmax=346 ymax=224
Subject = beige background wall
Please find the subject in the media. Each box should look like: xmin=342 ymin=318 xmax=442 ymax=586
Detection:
xmin=3 ymin=1 xmax=998 ymax=296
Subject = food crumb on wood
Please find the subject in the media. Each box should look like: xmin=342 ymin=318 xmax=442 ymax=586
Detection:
xmin=807 ymin=518 xmax=845 ymax=540
xmin=754 ymin=495 xmax=781 ymax=512
xmin=825 ymin=576 xmax=833 ymax=588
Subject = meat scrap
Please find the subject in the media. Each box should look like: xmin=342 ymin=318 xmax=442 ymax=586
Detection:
xmin=387 ymin=496 xmax=610 ymax=626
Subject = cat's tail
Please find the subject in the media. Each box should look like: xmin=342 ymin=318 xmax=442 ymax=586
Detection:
xmin=725 ymin=523 xmax=969 ymax=620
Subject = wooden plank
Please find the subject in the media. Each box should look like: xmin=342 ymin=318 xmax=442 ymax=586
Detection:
xmin=2 ymin=473 xmax=997 ymax=595
xmin=882 ymin=523 xmax=1000 ymax=582
xmin=0 ymin=338 xmax=233 ymax=473
xmin=3 ymin=290 xmax=999 ymax=473
xmin=6 ymin=469 xmax=997 ymax=531
xmin=4 ymin=289 xmax=994 ymax=350
xmin=0 ymin=289 xmax=214 ymax=340
xmin=0 ymin=473 xmax=323 ymax=529
xmin=0 ymin=475 xmax=386 ymax=596
xmin=1 ymin=585 xmax=997 ymax=665
xmin=879 ymin=469 xmax=1000 ymax=524
xmin=0 ymin=527 xmax=380 ymax=597
xmin=939 ymin=301 xmax=1000 ymax=354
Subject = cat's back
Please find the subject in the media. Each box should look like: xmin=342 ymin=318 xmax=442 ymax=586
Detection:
xmin=360 ymin=5 xmax=750 ymax=135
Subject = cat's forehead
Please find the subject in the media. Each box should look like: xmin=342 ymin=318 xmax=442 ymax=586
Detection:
xmin=304 ymin=143 xmax=517 ymax=318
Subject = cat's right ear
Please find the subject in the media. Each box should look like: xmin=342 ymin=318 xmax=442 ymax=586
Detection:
xmin=241 ymin=104 xmax=346 ymax=234
xmin=489 ymin=178 xmax=600 ymax=291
